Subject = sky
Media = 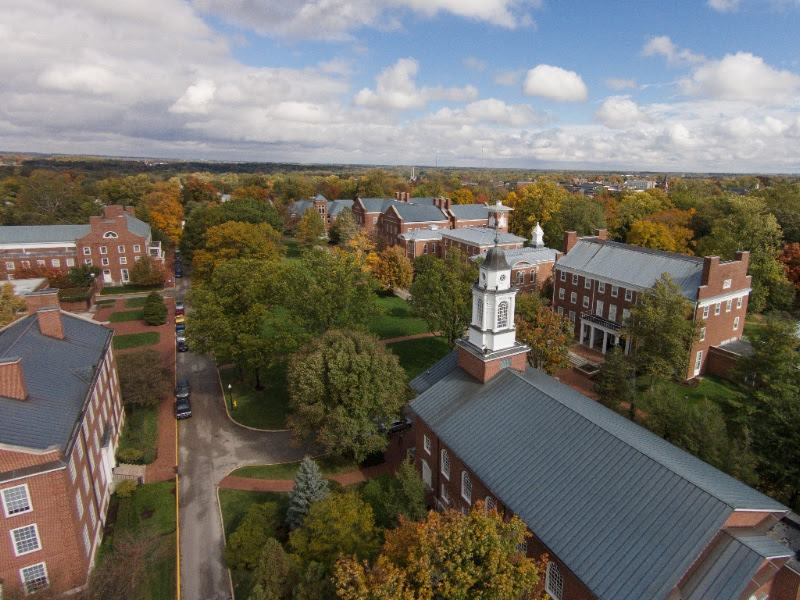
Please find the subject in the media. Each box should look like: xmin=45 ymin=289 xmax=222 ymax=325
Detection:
xmin=2 ymin=0 xmax=800 ymax=173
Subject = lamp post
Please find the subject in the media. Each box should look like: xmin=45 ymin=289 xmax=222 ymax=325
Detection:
xmin=227 ymin=383 xmax=233 ymax=412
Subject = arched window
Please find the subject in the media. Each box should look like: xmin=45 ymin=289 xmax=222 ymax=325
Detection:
xmin=440 ymin=449 xmax=450 ymax=479
xmin=102 ymin=231 xmax=118 ymax=238
xmin=530 ymin=270 xmax=537 ymax=285
xmin=497 ymin=301 xmax=509 ymax=328
xmin=476 ymin=299 xmax=484 ymax=326
xmin=546 ymin=562 xmax=564 ymax=600
xmin=461 ymin=471 xmax=472 ymax=504
xmin=516 ymin=271 xmax=524 ymax=284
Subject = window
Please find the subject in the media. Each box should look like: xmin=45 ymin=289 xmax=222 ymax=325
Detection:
xmin=36 ymin=260 xmax=45 ymax=267
xmin=118 ymin=245 xmax=125 ymax=253
xmin=715 ymin=303 xmax=721 ymax=315
xmin=441 ymin=484 xmax=451 ymax=504
xmin=99 ymin=246 xmax=107 ymax=255
xmin=476 ymin=299 xmax=484 ymax=325
xmin=11 ymin=524 xmax=41 ymax=556
xmin=117 ymin=256 xmax=127 ymax=266
xmin=2 ymin=485 xmax=32 ymax=517
xmin=703 ymin=305 xmax=710 ymax=319
xmin=737 ymin=296 xmax=743 ymax=309
xmin=421 ymin=460 xmax=432 ymax=488
xmin=557 ymin=306 xmax=564 ymax=316
xmin=441 ymin=449 xmax=450 ymax=479
xmin=372 ymin=217 xmax=378 ymax=224
xmin=608 ymin=305 xmax=617 ymax=322
xmin=75 ymin=493 xmax=84 ymax=518
xmin=121 ymin=269 xmax=129 ymax=282
xmin=625 ymin=289 xmax=633 ymax=301
xmin=584 ymin=277 xmax=591 ymax=289
xmin=423 ymin=435 xmax=431 ymax=454
xmin=598 ymin=282 xmax=606 ymax=293
xmin=569 ymin=310 xmax=575 ymax=324
xmin=695 ymin=350 xmax=703 ymax=372
xmin=101 ymin=258 xmax=109 ymax=266
xmin=500 ymin=358 xmax=512 ymax=369
xmin=516 ymin=271 xmax=524 ymax=285
xmin=611 ymin=285 xmax=619 ymax=297
xmin=723 ymin=278 xmax=732 ymax=289
xmin=517 ymin=540 xmax=528 ymax=553
xmin=66 ymin=258 xmax=75 ymax=267
xmin=595 ymin=300 xmax=604 ymax=317
xmin=699 ymin=327 xmax=706 ymax=341
xmin=546 ymin=562 xmax=564 ymax=600
xmin=102 ymin=231 xmax=118 ymax=238
xmin=497 ymin=301 xmax=508 ymax=328
xmin=583 ymin=295 xmax=589 ymax=309
xmin=572 ymin=274 xmax=578 ymax=285
xmin=20 ymin=260 xmax=30 ymax=269
xmin=5 ymin=261 xmax=14 ymax=270
xmin=51 ymin=259 xmax=60 ymax=268
xmin=558 ymin=288 xmax=565 ymax=300
xmin=559 ymin=270 xmax=566 ymax=282
xmin=461 ymin=471 xmax=472 ymax=504
xmin=485 ymin=496 xmax=496 ymax=513
xmin=20 ymin=563 xmax=48 ymax=593
xmin=83 ymin=247 xmax=91 ymax=255
xmin=423 ymin=244 xmax=428 ymax=255
xmin=726 ymin=299 xmax=732 ymax=312
xmin=84 ymin=259 xmax=92 ymax=266
xmin=622 ymin=308 xmax=630 ymax=321
xmin=734 ymin=316 xmax=740 ymax=330
xmin=133 ymin=244 xmax=141 ymax=253
xmin=570 ymin=292 xmax=577 ymax=304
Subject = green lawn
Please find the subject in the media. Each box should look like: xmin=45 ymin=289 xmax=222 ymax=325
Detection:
xmin=367 ymin=295 xmax=429 ymax=339
xmin=95 ymin=298 xmax=117 ymax=307
xmin=231 ymin=454 xmax=359 ymax=480
xmin=109 ymin=309 xmax=145 ymax=323
xmin=665 ymin=374 xmax=741 ymax=406
xmin=386 ymin=336 xmax=452 ymax=380
xmin=113 ymin=481 xmax=177 ymax=600
xmin=282 ymin=240 xmax=302 ymax=259
xmin=100 ymin=284 xmax=163 ymax=295
xmin=116 ymin=406 xmax=159 ymax=464
xmin=219 ymin=362 xmax=291 ymax=429
xmin=124 ymin=296 xmax=150 ymax=308
xmin=113 ymin=332 xmax=160 ymax=350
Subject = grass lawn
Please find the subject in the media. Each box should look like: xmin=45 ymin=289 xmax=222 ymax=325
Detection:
xmin=282 ymin=240 xmax=302 ymax=258
xmin=219 ymin=362 xmax=290 ymax=429
xmin=113 ymin=332 xmax=160 ymax=350
xmin=109 ymin=309 xmax=145 ymax=323
xmin=116 ymin=406 xmax=159 ymax=464
xmin=386 ymin=336 xmax=452 ymax=380
xmin=662 ymin=374 xmax=741 ymax=406
xmin=100 ymin=283 xmax=163 ymax=295
xmin=231 ymin=454 xmax=359 ymax=480
xmin=367 ymin=295 xmax=429 ymax=339
xmin=113 ymin=481 xmax=176 ymax=600
xmin=124 ymin=296 xmax=150 ymax=308
xmin=95 ymin=298 xmax=116 ymax=306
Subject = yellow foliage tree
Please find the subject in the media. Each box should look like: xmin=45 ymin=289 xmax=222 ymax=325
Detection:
xmin=0 ymin=283 xmax=25 ymax=327
xmin=193 ymin=221 xmax=282 ymax=282
xmin=506 ymin=181 xmax=571 ymax=238
xmin=144 ymin=182 xmax=184 ymax=244
xmin=449 ymin=188 xmax=475 ymax=205
xmin=372 ymin=246 xmax=413 ymax=291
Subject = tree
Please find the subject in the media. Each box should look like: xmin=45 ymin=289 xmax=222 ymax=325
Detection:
xmin=514 ymin=295 xmax=572 ymax=374
xmin=142 ymin=292 xmax=167 ymax=325
xmin=334 ymin=502 xmax=541 ymax=600
xmin=372 ymin=246 xmax=413 ymax=292
xmin=221 ymin=197 xmax=284 ymax=233
xmin=0 ymin=282 xmax=25 ymax=327
xmin=409 ymin=249 xmax=477 ymax=347
xmin=81 ymin=531 xmax=163 ymax=600
xmin=296 ymin=209 xmax=326 ymax=250
xmin=608 ymin=190 xmax=671 ymax=240
xmin=360 ymin=458 xmax=427 ymax=529
xmin=129 ymin=254 xmax=167 ymax=286
xmin=506 ymin=181 xmax=571 ymax=238
xmin=192 ymin=221 xmax=282 ymax=282
xmin=181 ymin=176 xmax=217 ymax=205
xmin=289 ymin=491 xmax=381 ymax=572
xmin=329 ymin=208 xmax=360 ymax=246
xmin=143 ymin=182 xmax=184 ymax=244
xmin=544 ymin=195 xmax=606 ymax=249
xmin=286 ymin=457 xmax=330 ymax=530
xmin=287 ymin=330 xmax=408 ymax=461
xmin=450 ymin=188 xmax=475 ymax=205
xmin=248 ymin=538 xmax=301 ymax=600
xmin=178 ymin=203 xmax=224 ymax=262
xmin=779 ymin=242 xmax=800 ymax=299
xmin=116 ymin=349 xmax=172 ymax=408
xmin=68 ymin=264 xmax=101 ymax=287
xmin=225 ymin=501 xmax=284 ymax=570
xmin=595 ymin=347 xmax=635 ymax=414
xmin=12 ymin=170 xmax=94 ymax=225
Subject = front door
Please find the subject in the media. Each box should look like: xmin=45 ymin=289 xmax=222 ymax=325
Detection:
xmin=103 ymin=269 xmax=112 ymax=283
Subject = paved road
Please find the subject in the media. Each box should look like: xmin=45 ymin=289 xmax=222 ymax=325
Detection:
xmin=175 ymin=280 xmax=308 ymax=600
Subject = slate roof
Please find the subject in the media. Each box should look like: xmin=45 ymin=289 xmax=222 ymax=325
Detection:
xmin=288 ymin=200 xmax=314 ymax=217
xmin=358 ymin=198 xmax=400 ymax=213
xmin=449 ymin=204 xmax=489 ymax=220
xmin=441 ymin=226 xmax=525 ymax=247
xmin=477 ymin=246 xmax=558 ymax=268
xmin=391 ymin=203 xmax=448 ymax=224
xmin=410 ymin=362 xmax=787 ymax=600
xmin=0 ymin=313 xmax=111 ymax=451
xmin=123 ymin=214 xmax=151 ymax=239
xmin=557 ymin=238 xmax=705 ymax=300
xmin=328 ymin=200 xmax=354 ymax=217
xmin=398 ymin=229 xmax=442 ymax=242
xmin=0 ymin=225 xmax=90 ymax=245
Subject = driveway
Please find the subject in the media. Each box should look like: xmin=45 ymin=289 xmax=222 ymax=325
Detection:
xmin=175 ymin=282 xmax=308 ymax=600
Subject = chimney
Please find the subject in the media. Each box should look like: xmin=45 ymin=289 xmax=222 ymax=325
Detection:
xmin=25 ymin=289 xmax=60 ymax=315
xmin=125 ymin=205 xmax=136 ymax=217
xmin=444 ymin=198 xmax=450 ymax=210
xmin=701 ymin=256 xmax=720 ymax=287
xmin=36 ymin=307 xmax=65 ymax=340
xmin=102 ymin=205 xmax=125 ymax=219
xmin=395 ymin=191 xmax=400 ymax=200
xmin=595 ymin=229 xmax=607 ymax=240
xmin=0 ymin=357 xmax=27 ymax=400
xmin=564 ymin=231 xmax=579 ymax=254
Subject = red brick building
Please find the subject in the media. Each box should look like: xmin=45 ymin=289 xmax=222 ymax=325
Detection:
xmin=0 ymin=290 xmax=123 ymax=596
xmin=0 ymin=205 xmax=164 ymax=286
xmin=409 ymin=241 xmax=798 ymax=600
xmin=287 ymin=195 xmax=355 ymax=231
xmin=552 ymin=230 xmax=751 ymax=378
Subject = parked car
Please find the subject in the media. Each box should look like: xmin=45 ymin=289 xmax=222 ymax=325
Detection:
xmin=175 ymin=300 xmax=185 ymax=315
xmin=175 ymin=379 xmax=190 ymax=399
xmin=174 ymin=266 xmax=183 ymax=278
xmin=176 ymin=336 xmax=189 ymax=352
xmin=378 ymin=417 xmax=412 ymax=435
xmin=176 ymin=322 xmax=185 ymax=334
xmin=175 ymin=313 xmax=185 ymax=324
xmin=175 ymin=397 xmax=192 ymax=419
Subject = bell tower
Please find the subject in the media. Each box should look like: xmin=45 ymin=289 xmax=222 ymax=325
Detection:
xmin=456 ymin=202 xmax=530 ymax=382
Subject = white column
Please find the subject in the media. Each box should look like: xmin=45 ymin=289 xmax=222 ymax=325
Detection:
xmin=624 ymin=337 xmax=631 ymax=355
xmin=602 ymin=331 xmax=608 ymax=355
xmin=589 ymin=326 xmax=596 ymax=349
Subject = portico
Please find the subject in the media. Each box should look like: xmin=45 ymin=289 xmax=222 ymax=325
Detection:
xmin=579 ymin=312 xmax=628 ymax=355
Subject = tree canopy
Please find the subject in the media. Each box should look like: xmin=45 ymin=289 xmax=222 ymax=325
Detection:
xmin=0 ymin=283 xmax=25 ymax=327
xmin=192 ymin=221 xmax=282 ymax=282
xmin=514 ymin=294 xmax=572 ymax=375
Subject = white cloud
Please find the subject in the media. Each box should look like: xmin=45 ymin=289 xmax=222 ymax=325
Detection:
xmin=594 ymin=96 xmax=649 ymax=129
xmin=680 ymin=51 xmax=800 ymax=103
xmin=353 ymin=58 xmax=477 ymax=110
xmin=170 ymin=79 xmax=217 ymax=114
xmin=463 ymin=57 xmax=487 ymax=73
xmin=605 ymin=77 xmax=637 ymax=90
xmin=522 ymin=65 xmax=588 ymax=102
xmin=494 ymin=70 xmax=524 ymax=86
xmin=642 ymin=36 xmax=705 ymax=66
xmin=708 ymin=0 xmax=741 ymax=11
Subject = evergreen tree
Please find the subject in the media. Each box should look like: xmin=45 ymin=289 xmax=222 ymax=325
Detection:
xmin=286 ymin=457 xmax=330 ymax=530
xmin=142 ymin=291 xmax=167 ymax=325
xmin=595 ymin=346 xmax=635 ymax=415
xmin=248 ymin=538 xmax=300 ymax=600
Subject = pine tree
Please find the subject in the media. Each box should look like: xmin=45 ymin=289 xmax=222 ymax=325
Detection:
xmin=286 ymin=457 xmax=329 ymax=530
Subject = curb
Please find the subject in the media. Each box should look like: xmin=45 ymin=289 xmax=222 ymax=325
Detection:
xmin=214 ymin=367 xmax=291 ymax=433
xmin=215 ymin=485 xmax=236 ymax=600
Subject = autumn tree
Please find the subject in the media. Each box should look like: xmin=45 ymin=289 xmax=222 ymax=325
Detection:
xmin=296 ymin=209 xmax=326 ymax=250
xmin=248 ymin=539 xmax=301 ymax=600
xmin=372 ymin=246 xmax=414 ymax=292
xmin=143 ymin=182 xmax=184 ymax=244
xmin=287 ymin=329 xmax=408 ymax=461
xmin=99 ymin=174 xmax=154 ymax=206
xmin=231 ymin=184 xmax=272 ymax=204
xmin=0 ymin=282 xmax=25 ymax=327
xmin=12 ymin=170 xmax=94 ymax=225
xmin=286 ymin=457 xmax=330 ymax=531
xmin=779 ymin=242 xmax=800 ymax=299
xmin=116 ymin=349 xmax=172 ymax=408
xmin=329 ymin=208 xmax=360 ymax=246
xmin=192 ymin=221 xmax=282 ymax=282
xmin=506 ymin=181 xmax=571 ymax=238
xmin=450 ymin=188 xmax=475 ymax=205
xmin=129 ymin=254 xmax=166 ymax=286
xmin=609 ymin=190 xmax=671 ymax=240
xmin=181 ymin=176 xmax=217 ymax=205
xmin=544 ymin=195 xmax=606 ymax=249
xmin=514 ymin=294 xmax=572 ymax=374
xmin=360 ymin=458 xmax=427 ymax=529
xmin=334 ymin=502 xmax=541 ymax=600
xmin=409 ymin=249 xmax=477 ymax=347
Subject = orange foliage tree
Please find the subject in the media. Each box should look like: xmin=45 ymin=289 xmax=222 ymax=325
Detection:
xmin=144 ymin=182 xmax=184 ymax=244
xmin=515 ymin=295 xmax=573 ymax=375
xmin=779 ymin=242 xmax=800 ymax=297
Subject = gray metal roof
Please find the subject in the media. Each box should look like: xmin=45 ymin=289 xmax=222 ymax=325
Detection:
xmin=0 ymin=224 xmax=89 ymax=245
xmin=441 ymin=226 xmax=525 ymax=247
xmin=124 ymin=214 xmax=151 ymax=239
xmin=391 ymin=203 xmax=448 ymax=224
xmin=449 ymin=204 xmax=489 ymax=220
xmin=358 ymin=198 xmax=399 ymax=213
xmin=477 ymin=246 xmax=558 ymax=268
xmin=0 ymin=313 xmax=111 ymax=451
xmin=409 ymin=349 xmax=458 ymax=394
xmin=328 ymin=200 xmax=354 ymax=217
xmin=288 ymin=200 xmax=314 ymax=217
xmin=398 ymin=229 xmax=442 ymax=242
xmin=557 ymin=239 xmax=704 ymax=300
xmin=312 ymin=194 xmax=329 ymax=202
xmin=715 ymin=338 xmax=754 ymax=356
xmin=409 ymin=362 xmax=787 ymax=600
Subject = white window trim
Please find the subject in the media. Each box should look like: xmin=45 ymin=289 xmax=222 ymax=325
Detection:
xmin=99 ymin=246 xmax=107 ymax=255
xmin=440 ymin=449 xmax=450 ymax=480
xmin=558 ymin=288 xmax=565 ymax=300
xmin=83 ymin=247 xmax=91 ymax=255
xmin=2 ymin=484 xmax=32 ymax=517
xmin=570 ymin=292 xmax=577 ymax=304
xmin=714 ymin=303 xmax=721 ymax=316
xmin=584 ymin=278 xmax=591 ymax=289
xmin=461 ymin=471 xmax=472 ymax=505
xmin=625 ymin=289 xmax=633 ymax=301
xmin=103 ymin=231 xmax=118 ymax=238
xmin=733 ymin=316 xmax=740 ymax=331
xmin=559 ymin=270 xmax=566 ymax=282
xmin=133 ymin=244 xmax=141 ymax=253
xmin=572 ymin=274 xmax=578 ymax=285
xmin=598 ymin=282 xmax=606 ymax=293
xmin=703 ymin=305 xmax=709 ymax=319
xmin=546 ymin=562 xmax=564 ymax=600
xmin=11 ymin=523 xmax=41 ymax=556
xmin=611 ymin=285 xmax=619 ymax=297
xmin=20 ymin=562 xmax=49 ymax=594
xmin=699 ymin=327 xmax=706 ymax=342
xmin=440 ymin=483 xmax=451 ymax=505
xmin=423 ymin=435 xmax=431 ymax=454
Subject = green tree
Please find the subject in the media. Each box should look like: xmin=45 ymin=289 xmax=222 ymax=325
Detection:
xmin=192 ymin=221 xmax=282 ymax=283
xmin=506 ymin=180 xmax=571 ymax=238
xmin=372 ymin=246 xmax=413 ymax=292
xmin=514 ymin=294 xmax=572 ymax=374
xmin=12 ymin=170 xmax=94 ymax=225
xmin=129 ymin=254 xmax=166 ymax=287
xmin=178 ymin=203 xmax=224 ymax=262
xmin=409 ymin=249 xmax=477 ymax=347
xmin=142 ymin=291 xmax=166 ymax=326
xmin=290 ymin=491 xmax=381 ymax=572
xmin=287 ymin=330 xmax=408 ymax=461
xmin=360 ymin=458 xmax=427 ymax=529
xmin=609 ymin=190 xmax=671 ymax=240
xmin=225 ymin=501 xmax=283 ymax=570
xmin=116 ymin=349 xmax=172 ymax=408
xmin=544 ymin=195 xmax=606 ymax=249
xmin=595 ymin=347 xmax=635 ymax=414
xmin=286 ymin=457 xmax=330 ymax=531
xmin=0 ymin=282 xmax=26 ymax=327
xmin=328 ymin=208 xmax=360 ymax=246
xmin=296 ymin=209 xmax=326 ymax=250
xmin=248 ymin=538 xmax=301 ymax=600
xmin=68 ymin=264 xmax=101 ymax=287
xmin=334 ymin=502 xmax=540 ymax=600
xmin=221 ymin=197 xmax=284 ymax=233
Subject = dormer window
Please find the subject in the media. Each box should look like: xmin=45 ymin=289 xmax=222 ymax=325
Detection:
xmin=103 ymin=231 xmax=118 ymax=238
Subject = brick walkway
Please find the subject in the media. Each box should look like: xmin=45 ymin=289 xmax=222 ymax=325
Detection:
xmin=93 ymin=297 xmax=177 ymax=483
xmin=381 ymin=332 xmax=438 ymax=344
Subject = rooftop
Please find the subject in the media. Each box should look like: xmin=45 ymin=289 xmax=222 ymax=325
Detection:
xmin=440 ymin=226 xmax=525 ymax=247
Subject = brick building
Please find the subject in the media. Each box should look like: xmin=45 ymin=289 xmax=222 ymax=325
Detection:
xmin=552 ymin=230 xmax=751 ymax=378
xmin=0 ymin=290 xmax=123 ymax=596
xmin=287 ymin=195 xmax=354 ymax=230
xmin=0 ymin=205 xmax=164 ymax=286
xmin=409 ymin=239 xmax=799 ymax=600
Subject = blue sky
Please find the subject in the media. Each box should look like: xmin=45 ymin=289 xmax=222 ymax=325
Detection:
xmin=2 ymin=0 xmax=800 ymax=172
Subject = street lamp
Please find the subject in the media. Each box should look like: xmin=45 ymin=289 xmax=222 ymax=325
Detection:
xmin=227 ymin=383 xmax=233 ymax=412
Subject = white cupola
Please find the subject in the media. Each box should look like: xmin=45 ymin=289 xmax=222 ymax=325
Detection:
xmin=532 ymin=222 xmax=545 ymax=248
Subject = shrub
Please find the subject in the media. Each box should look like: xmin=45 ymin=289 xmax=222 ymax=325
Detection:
xmin=130 ymin=254 xmax=166 ymax=286
xmin=114 ymin=480 xmax=138 ymax=498
xmin=224 ymin=501 xmax=282 ymax=570
xmin=117 ymin=447 xmax=144 ymax=464
xmin=142 ymin=292 xmax=167 ymax=326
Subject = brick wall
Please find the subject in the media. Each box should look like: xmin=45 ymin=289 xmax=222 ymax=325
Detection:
xmin=457 ymin=345 xmax=527 ymax=382
xmin=77 ymin=206 xmax=149 ymax=285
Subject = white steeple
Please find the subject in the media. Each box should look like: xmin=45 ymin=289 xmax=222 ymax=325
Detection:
xmin=532 ymin=222 xmax=545 ymax=248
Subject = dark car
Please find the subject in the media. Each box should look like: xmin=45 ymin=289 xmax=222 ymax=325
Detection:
xmin=175 ymin=379 xmax=190 ymax=399
xmin=174 ymin=267 xmax=183 ymax=278
xmin=176 ymin=336 xmax=189 ymax=352
xmin=378 ymin=417 xmax=412 ymax=435
xmin=176 ymin=322 xmax=185 ymax=334
xmin=175 ymin=397 xmax=192 ymax=419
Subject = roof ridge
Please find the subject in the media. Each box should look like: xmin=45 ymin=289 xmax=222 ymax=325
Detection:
xmin=583 ymin=238 xmax=704 ymax=264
